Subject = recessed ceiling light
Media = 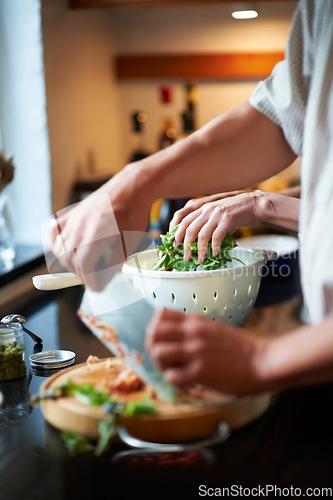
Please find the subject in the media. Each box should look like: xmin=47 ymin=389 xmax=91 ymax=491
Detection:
xmin=231 ymin=2 xmax=258 ymax=19
xmin=232 ymin=9 xmax=258 ymax=19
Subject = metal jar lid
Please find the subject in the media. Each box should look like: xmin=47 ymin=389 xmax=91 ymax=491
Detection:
xmin=29 ymin=350 xmax=76 ymax=370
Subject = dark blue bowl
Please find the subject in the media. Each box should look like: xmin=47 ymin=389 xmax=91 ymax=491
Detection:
xmin=237 ymin=235 xmax=300 ymax=307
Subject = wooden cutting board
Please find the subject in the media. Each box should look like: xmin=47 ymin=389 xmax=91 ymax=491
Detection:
xmin=40 ymin=358 xmax=271 ymax=444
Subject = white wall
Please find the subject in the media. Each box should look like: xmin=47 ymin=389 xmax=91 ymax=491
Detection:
xmin=0 ymin=0 xmax=51 ymax=245
xmin=42 ymin=1 xmax=298 ymax=212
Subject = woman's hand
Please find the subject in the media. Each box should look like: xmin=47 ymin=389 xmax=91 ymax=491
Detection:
xmin=146 ymin=309 xmax=268 ymax=396
xmin=170 ymin=191 xmax=263 ymax=262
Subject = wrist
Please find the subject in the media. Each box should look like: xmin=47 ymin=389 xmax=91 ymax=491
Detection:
xmin=254 ymin=322 xmax=333 ymax=392
xmin=254 ymin=191 xmax=299 ymax=232
xmin=254 ymin=191 xmax=272 ymax=225
xmin=114 ymin=160 xmax=160 ymax=207
xmin=124 ymin=154 xmax=170 ymax=204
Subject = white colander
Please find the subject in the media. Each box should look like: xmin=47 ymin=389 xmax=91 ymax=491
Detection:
xmin=122 ymin=247 xmax=276 ymax=326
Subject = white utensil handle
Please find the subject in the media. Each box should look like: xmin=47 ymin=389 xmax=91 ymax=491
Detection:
xmin=32 ymin=273 xmax=83 ymax=290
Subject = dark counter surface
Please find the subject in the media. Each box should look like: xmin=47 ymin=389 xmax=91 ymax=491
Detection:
xmin=1 ymin=288 xmax=333 ymax=500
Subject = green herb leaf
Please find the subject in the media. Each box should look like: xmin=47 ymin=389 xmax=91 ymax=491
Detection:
xmin=122 ymin=399 xmax=157 ymax=416
xmin=154 ymin=225 xmax=244 ymax=272
xmin=95 ymin=413 xmax=118 ymax=456
xmin=57 ymin=379 xmax=110 ymax=406
xmin=60 ymin=431 xmax=95 ymax=456
xmin=52 ymin=381 xmax=159 ymax=456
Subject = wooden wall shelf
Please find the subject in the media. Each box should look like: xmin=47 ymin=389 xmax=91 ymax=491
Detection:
xmin=70 ymin=0 xmax=297 ymax=9
xmin=115 ymin=52 xmax=284 ymax=80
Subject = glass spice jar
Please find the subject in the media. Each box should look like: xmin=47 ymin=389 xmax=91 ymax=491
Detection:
xmin=0 ymin=322 xmax=26 ymax=381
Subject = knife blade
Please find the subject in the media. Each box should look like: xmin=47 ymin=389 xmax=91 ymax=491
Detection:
xmin=33 ymin=270 xmax=175 ymax=402
xmin=80 ymin=272 xmax=175 ymax=402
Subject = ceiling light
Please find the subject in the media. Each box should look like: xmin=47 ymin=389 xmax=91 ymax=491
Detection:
xmin=231 ymin=3 xmax=258 ymax=20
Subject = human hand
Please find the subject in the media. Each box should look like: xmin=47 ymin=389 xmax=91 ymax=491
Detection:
xmin=170 ymin=191 xmax=263 ymax=263
xmin=170 ymin=190 xmax=247 ymax=229
xmin=146 ymin=309 xmax=267 ymax=396
xmin=48 ymin=165 xmax=153 ymax=290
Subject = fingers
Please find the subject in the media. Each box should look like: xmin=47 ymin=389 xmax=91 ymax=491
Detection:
xmin=146 ymin=309 xmax=203 ymax=387
xmin=163 ymin=363 xmax=201 ymax=387
xmin=175 ymin=204 xmax=228 ymax=263
xmin=146 ymin=309 xmax=186 ymax=349
xmin=145 ymin=306 xmax=268 ymax=394
xmin=184 ymin=214 xmax=217 ymax=263
xmin=47 ymin=192 xmax=128 ymax=290
xmin=170 ymin=199 xmax=206 ymax=230
xmin=170 ymin=192 xmax=261 ymax=263
xmin=48 ymin=216 xmax=82 ymax=276
xmin=173 ymin=210 xmax=205 ymax=261
xmin=146 ymin=310 xmax=187 ymax=370
xmin=170 ymin=191 xmax=246 ymax=231
xmin=149 ymin=342 xmax=192 ymax=371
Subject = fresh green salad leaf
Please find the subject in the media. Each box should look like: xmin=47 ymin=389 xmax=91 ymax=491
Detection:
xmin=95 ymin=413 xmax=118 ymax=456
xmin=57 ymin=379 xmax=110 ymax=406
xmin=60 ymin=431 xmax=95 ymax=456
xmin=153 ymin=225 xmax=244 ymax=271
xmin=122 ymin=399 xmax=157 ymax=416
xmin=41 ymin=379 xmax=158 ymax=456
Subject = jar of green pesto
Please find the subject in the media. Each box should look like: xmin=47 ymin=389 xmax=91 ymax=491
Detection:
xmin=0 ymin=322 xmax=26 ymax=381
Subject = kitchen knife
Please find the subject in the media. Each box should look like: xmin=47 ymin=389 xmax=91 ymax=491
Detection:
xmin=80 ymin=272 xmax=175 ymax=401
xmin=32 ymin=270 xmax=175 ymax=402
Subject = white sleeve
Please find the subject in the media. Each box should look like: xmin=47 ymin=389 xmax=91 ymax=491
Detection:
xmin=249 ymin=0 xmax=315 ymax=156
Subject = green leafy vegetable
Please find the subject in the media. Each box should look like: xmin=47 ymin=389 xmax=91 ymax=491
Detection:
xmin=153 ymin=225 xmax=244 ymax=272
xmin=38 ymin=379 xmax=158 ymax=456
xmin=122 ymin=399 xmax=157 ymax=416
xmin=60 ymin=431 xmax=95 ymax=456
xmin=56 ymin=379 xmax=110 ymax=406
xmin=95 ymin=413 xmax=118 ymax=456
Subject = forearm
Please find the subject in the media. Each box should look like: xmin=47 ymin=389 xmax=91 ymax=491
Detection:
xmin=278 ymin=185 xmax=301 ymax=198
xmin=257 ymin=191 xmax=300 ymax=232
xmin=130 ymin=102 xmax=297 ymax=203
xmin=258 ymin=316 xmax=333 ymax=391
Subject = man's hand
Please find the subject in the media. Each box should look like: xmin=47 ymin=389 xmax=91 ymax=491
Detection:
xmin=48 ymin=164 xmax=153 ymax=290
xmin=171 ymin=191 xmax=263 ymax=263
xmin=146 ymin=309 xmax=268 ymax=396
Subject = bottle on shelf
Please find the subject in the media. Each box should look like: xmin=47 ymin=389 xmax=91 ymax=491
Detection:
xmin=157 ymin=85 xmax=178 ymax=150
xmin=159 ymin=118 xmax=178 ymax=150
xmin=129 ymin=111 xmax=151 ymax=163
xmin=179 ymin=82 xmax=197 ymax=140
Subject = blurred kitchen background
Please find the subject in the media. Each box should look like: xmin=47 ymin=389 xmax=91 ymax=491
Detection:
xmin=0 ymin=0 xmax=300 ymax=275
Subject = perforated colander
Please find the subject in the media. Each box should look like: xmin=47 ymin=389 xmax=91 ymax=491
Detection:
xmin=122 ymin=247 xmax=276 ymax=326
